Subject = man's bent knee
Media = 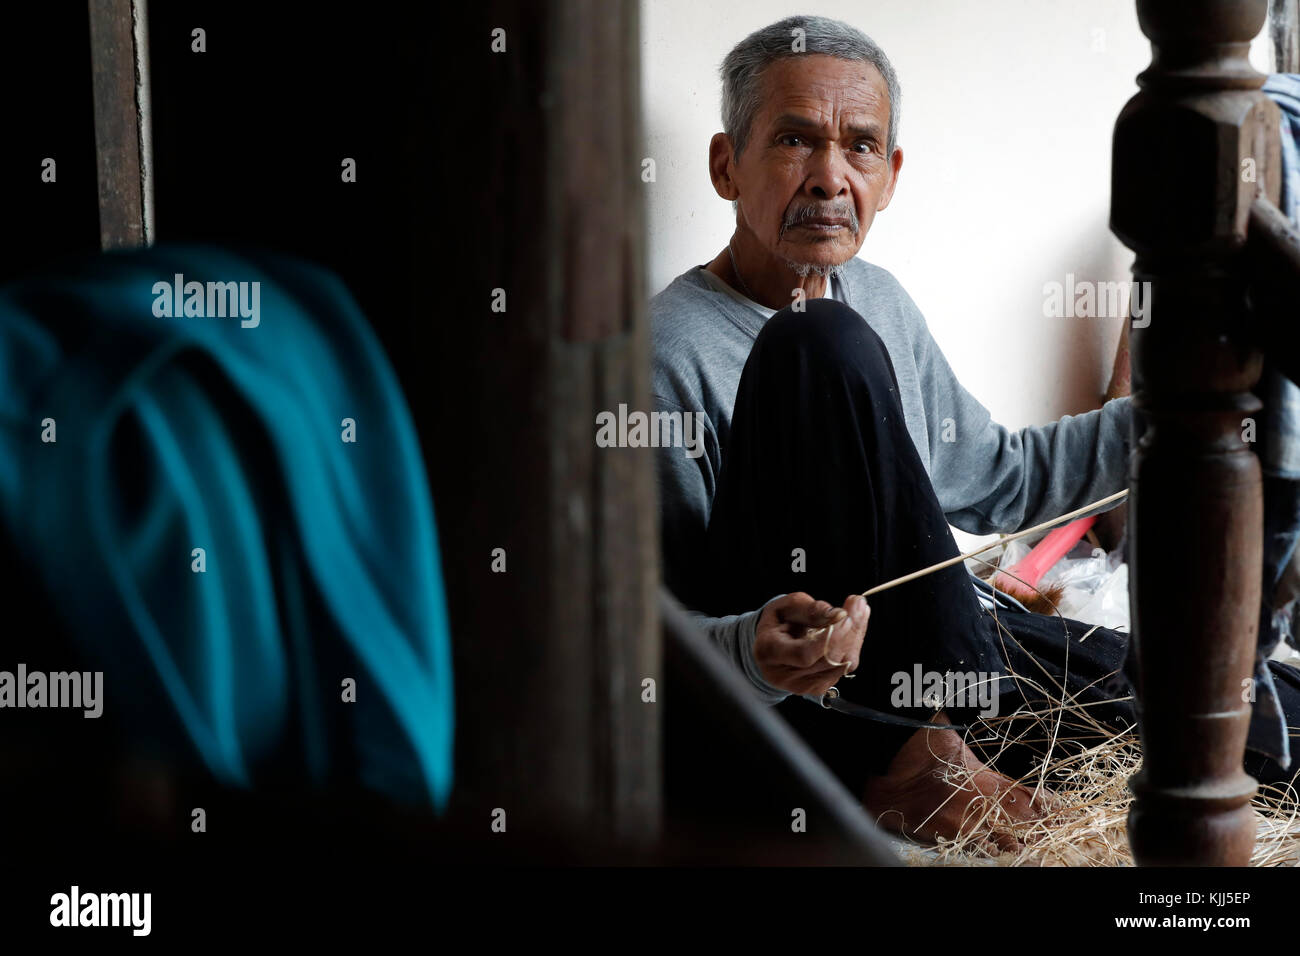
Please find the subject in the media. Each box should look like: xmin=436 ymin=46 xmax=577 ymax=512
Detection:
xmin=753 ymin=297 xmax=892 ymax=377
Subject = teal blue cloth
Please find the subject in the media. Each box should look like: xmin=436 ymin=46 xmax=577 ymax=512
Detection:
xmin=0 ymin=244 xmax=454 ymax=810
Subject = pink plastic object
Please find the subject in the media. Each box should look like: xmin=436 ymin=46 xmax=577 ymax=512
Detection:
xmin=993 ymin=516 xmax=1097 ymax=593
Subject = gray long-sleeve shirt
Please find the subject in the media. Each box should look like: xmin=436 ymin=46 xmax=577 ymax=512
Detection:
xmin=651 ymin=256 xmax=1132 ymax=704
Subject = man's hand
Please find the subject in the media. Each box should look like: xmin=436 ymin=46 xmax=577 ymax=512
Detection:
xmin=863 ymin=712 xmax=1057 ymax=855
xmin=753 ymin=592 xmax=869 ymax=696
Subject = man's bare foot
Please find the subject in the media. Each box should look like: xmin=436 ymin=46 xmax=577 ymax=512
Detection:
xmin=862 ymin=712 xmax=1056 ymax=855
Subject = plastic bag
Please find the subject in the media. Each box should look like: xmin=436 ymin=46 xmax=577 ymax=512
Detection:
xmin=993 ymin=535 xmax=1130 ymax=631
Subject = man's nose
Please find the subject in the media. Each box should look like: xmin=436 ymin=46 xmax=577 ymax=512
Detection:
xmin=804 ymin=144 xmax=851 ymax=199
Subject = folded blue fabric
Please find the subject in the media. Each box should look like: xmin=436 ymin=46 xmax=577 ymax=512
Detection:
xmin=1260 ymin=74 xmax=1300 ymax=482
xmin=1265 ymin=73 xmax=1300 ymax=226
xmin=1243 ymin=74 xmax=1300 ymax=768
xmin=0 ymin=244 xmax=454 ymax=810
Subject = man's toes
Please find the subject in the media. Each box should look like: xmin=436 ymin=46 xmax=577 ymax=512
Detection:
xmin=991 ymin=827 xmax=1022 ymax=855
xmin=1001 ymin=787 xmax=1041 ymax=822
xmin=1036 ymin=789 xmax=1068 ymax=814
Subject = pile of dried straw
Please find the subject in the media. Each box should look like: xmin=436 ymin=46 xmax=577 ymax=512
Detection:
xmin=895 ymin=678 xmax=1300 ymax=867
xmin=863 ymin=504 xmax=1299 ymax=866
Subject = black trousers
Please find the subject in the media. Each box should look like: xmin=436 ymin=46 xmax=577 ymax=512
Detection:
xmin=701 ymin=298 xmax=1300 ymax=798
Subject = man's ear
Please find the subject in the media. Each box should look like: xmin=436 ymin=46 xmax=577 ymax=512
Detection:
xmin=708 ymin=132 xmax=740 ymax=202
xmin=876 ymin=146 xmax=904 ymax=211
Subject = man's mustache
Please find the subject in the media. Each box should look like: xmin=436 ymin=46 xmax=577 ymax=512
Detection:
xmin=780 ymin=203 xmax=860 ymax=238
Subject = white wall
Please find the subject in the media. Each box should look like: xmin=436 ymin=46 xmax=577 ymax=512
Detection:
xmin=641 ymin=0 xmax=1274 ymax=432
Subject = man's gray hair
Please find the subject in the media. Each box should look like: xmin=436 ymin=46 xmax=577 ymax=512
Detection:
xmin=720 ymin=15 xmax=901 ymax=159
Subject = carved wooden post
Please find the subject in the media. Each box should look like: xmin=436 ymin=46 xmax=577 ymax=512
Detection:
xmin=1112 ymin=0 xmax=1281 ymax=866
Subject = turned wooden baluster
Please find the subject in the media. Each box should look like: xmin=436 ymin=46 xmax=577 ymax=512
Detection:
xmin=1111 ymin=0 xmax=1281 ymax=866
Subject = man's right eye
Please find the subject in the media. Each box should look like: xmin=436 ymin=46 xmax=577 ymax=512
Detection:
xmin=779 ymin=134 xmax=805 ymax=147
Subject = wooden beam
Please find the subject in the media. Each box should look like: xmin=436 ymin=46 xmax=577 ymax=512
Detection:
xmin=1112 ymin=0 xmax=1281 ymax=866
xmin=88 ymin=0 xmax=153 ymax=250
xmin=419 ymin=0 xmax=659 ymax=847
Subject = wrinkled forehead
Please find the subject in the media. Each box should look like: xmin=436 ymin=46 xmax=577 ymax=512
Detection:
xmin=753 ymin=55 xmax=890 ymax=131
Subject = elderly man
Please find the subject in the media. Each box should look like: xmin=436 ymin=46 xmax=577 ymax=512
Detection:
xmin=651 ymin=15 xmax=1300 ymax=853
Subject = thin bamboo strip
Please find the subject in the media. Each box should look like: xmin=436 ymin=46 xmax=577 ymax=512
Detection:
xmin=807 ymin=489 xmax=1129 ymax=647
